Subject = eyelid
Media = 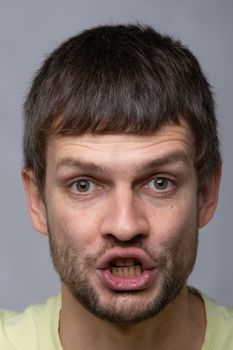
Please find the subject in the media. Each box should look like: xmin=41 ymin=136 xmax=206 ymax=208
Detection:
xmin=141 ymin=173 xmax=175 ymax=185
xmin=68 ymin=177 xmax=102 ymax=194
xmin=142 ymin=176 xmax=176 ymax=193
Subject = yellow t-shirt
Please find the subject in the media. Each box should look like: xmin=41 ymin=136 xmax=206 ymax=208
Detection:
xmin=1 ymin=292 xmax=233 ymax=349
xmin=0 ymin=296 xmax=62 ymax=349
xmin=201 ymin=293 xmax=233 ymax=349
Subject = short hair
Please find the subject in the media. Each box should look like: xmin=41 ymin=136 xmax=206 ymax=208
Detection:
xmin=23 ymin=23 xmax=221 ymax=191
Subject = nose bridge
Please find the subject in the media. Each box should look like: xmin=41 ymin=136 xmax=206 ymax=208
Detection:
xmin=101 ymin=184 xmax=149 ymax=241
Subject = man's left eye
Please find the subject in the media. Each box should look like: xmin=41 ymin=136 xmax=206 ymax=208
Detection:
xmin=144 ymin=177 xmax=174 ymax=191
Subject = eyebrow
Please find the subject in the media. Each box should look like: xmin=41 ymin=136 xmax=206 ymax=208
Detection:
xmin=56 ymin=158 xmax=111 ymax=175
xmin=56 ymin=151 xmax=190 ymax=175
xmin=141 ymin=151 xmax=190 ymax=172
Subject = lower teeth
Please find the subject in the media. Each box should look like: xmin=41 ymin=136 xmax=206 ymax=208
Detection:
xmin=111 ymin=265 xmax=142 ymax=277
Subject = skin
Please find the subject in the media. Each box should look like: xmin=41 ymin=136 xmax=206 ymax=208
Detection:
xmin=22 ymin=121 xmax=221 ymax=350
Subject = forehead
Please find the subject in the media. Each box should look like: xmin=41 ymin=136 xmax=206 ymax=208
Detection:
xmin=46 ymin=121 xmax=195 ymax=171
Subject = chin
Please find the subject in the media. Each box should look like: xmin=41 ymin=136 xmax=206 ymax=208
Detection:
xmin=69 ymin=280 xmax=178 ymax=325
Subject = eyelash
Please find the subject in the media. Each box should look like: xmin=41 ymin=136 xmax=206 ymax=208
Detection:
xmin=69 ymin=178 xmax=102 ymax=194
xmin=143 ymin=177 xmax=175 ymax=192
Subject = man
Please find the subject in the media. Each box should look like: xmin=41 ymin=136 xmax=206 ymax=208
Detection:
xmin=1 ymin=23 xmax=233 ymax=349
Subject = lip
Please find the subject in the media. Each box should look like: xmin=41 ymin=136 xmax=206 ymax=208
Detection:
xmin=97 ymin=248 xmax=158 ymax=292
xmin=97 ymin=247 xmax=156 ymax=270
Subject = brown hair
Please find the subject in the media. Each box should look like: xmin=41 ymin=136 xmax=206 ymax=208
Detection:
xmin=23 ymin=24 xmax=221 ymax=190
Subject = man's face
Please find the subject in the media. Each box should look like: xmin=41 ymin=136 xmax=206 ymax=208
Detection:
xmin=40 ymin=122 xmax=201 ymax=324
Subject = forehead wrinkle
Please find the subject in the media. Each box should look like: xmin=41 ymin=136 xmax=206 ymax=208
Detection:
xmin=55 ymin=150 xmax=190 ymax=177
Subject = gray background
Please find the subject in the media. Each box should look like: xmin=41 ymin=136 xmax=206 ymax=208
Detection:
xmin=0 ymin=0 xmax=233 ymax=311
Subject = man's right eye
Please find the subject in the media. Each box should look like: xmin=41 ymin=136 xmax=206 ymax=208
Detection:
xmin=70 ymin=179 xmax=98 ymax=194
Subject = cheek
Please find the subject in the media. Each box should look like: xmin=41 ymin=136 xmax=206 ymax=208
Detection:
xmin=149 ymin=195 xmax=198 ymax=244
xmin=46 ymin=199 xmax=102 ymax=249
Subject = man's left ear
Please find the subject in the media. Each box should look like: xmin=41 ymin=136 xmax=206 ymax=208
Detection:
xmin=198 ymin=163 xmax=222 ymax=228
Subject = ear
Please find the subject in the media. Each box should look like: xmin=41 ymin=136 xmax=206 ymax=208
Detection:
xmin=198 ymin=163 xmax=222 ymax=228
xmin=22 ymin=168 xmax=48 ymax=235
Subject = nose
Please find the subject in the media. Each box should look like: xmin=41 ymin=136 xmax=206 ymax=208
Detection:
xmin=100 ymin=187 xmax=149 ymax=242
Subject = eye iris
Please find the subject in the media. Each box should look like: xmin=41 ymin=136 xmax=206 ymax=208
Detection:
xmin=154 ymin=178 xmax=167 ymax=190
xmin=76 ymin=180 xmax=90 ymax=192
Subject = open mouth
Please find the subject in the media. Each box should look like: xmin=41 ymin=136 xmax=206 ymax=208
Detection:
xmin=97 ymin=248 xmax=157 ymax=291
xmin=110 ymin=258 xmax=143 ymax=277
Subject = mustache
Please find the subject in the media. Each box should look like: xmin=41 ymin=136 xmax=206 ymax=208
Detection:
xmin=49 ymin=230 xmax=169 ymax=269
xmin=84 ymin=236 xmax=167 ymax=267
xmin=96 ymin=235 xmax=149 ymax=256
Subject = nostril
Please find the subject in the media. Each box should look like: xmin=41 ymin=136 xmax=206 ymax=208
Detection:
xmin=103 ymin=232 xmax=148 ymax=244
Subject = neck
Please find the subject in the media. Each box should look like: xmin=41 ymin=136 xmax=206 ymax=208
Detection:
xmin=59 ymin=284 xmax=205 ymax=350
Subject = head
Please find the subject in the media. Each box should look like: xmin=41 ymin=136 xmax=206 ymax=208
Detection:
xmin=22 ymin=24 xmax=221 ymax=325
xmin=23 ymin=23 xmax=220 ymax=191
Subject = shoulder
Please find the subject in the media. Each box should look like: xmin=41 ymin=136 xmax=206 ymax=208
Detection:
xmin=0 ymin=295 xmax=62 ymax=349
xmin=201 ymin=292 xmax=233 ymax=349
